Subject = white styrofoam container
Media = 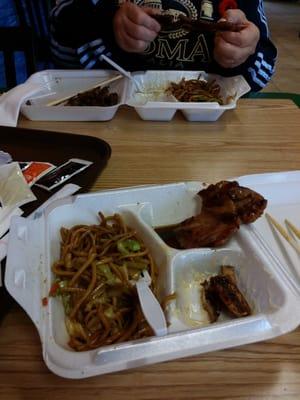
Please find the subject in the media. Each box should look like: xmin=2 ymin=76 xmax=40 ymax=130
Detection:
xmin=20 ymin=69 xmax=128 ymax=122
xmin=5 ymin=171 xmax=300 ymax=379
xmin=20 ymin=69 xmax=250 ymax=122
xmin=127 ymin=70 xmax=250 ymax=121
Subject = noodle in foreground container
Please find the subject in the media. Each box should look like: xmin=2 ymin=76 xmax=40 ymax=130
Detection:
xmin=20 ymin=70 xmax=250 ymax=122
xmin=5 ymin=171 xmax=300 ymax=378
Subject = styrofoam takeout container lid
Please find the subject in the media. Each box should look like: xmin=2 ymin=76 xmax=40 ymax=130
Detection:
xmin=20 ymin=69 xmax=250 ymax=122
xmin=5 ymin=170 xmax=300 ymax=378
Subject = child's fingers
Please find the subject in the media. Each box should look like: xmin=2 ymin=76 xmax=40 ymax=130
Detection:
xmin=123 ymin=15 xmax=159 ymax=42
xmin=214 ymin=36 xmax=251 ymax=67
xmin=218 ymin=29 xmax=250 ymax=47
xmin=223 ymin=9 xmax=247 ymax=24
xmin=114 ymin=3 xmax=159 ymax=52
xmin=124 ymin=3 xmax=160 ymax=32
xmin=124 ymin=37 xmax=149 ymax=52
xmin=220 ymin=23 xmax=259 ymax=48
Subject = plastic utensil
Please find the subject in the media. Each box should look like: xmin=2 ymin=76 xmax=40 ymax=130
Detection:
xmin=135 ymin=270 xmax=168 ymax=337
xmin=100 ymin=54 xmax=143 ymax=92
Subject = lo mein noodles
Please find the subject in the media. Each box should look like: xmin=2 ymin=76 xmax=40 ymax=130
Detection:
xmin=50 ymin=212 xmax=158 ymax=351
xmin=166 ymin=78 xmax=224 ymax=104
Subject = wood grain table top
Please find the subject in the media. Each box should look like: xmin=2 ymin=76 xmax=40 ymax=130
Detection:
xmin=1 ymin=99 xmax=299 ymax=399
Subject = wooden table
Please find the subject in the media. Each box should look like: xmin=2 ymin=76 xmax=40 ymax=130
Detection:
xmin=1 ymin=99 xmax=300 ymax=399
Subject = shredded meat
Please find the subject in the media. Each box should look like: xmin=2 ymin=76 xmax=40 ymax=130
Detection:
xmin=64 ymin=86 xmax=118 ymax=107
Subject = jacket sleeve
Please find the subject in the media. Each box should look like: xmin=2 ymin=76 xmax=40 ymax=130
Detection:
xmin=50 ymin=0 xmax=119 ymax=69
xmin=212 ymin=0 xmax=277 ymax=92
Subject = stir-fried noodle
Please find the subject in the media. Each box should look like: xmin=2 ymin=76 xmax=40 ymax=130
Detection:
xmin=50 ymin=212 xmax=157 ymax=351
xmin=166 ymin=78 xmax=224 ymax=104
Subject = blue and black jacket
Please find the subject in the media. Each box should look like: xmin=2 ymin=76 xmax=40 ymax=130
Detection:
xmin=50 ymin=0 xmax=277 ymax=91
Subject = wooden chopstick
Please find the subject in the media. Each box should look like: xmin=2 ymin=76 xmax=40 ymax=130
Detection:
xmin=285 ymin=219 xmax=300 ymax=240
xmin=46 ymin=74 xmax=123 ymax=106
xmin=265 ymin=213 xmax=300 ymax=256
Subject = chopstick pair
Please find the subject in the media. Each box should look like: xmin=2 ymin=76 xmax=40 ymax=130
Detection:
xmin=265 ymin=213 xmax=300 ymax=256
xmin=46 ymin=74 xmax=123 ymax=107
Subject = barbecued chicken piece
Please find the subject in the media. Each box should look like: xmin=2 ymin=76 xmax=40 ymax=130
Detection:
xmin=178 ymin=15 xmax=246 ymax=32
xmin=201 ymin=279 xmax=221 ymax=323
xmin=155 ymin=180 xmax=267 ymax=249
xmin=152 ymin=13 xmax=180 ymax=30
xmin=152 ymin=14 xmax=246 ymax=32
xmin=205 ymin=275 xmax=252 ymax=318
xmin=198 ymin=180 xmax=267 ymax=224
xmin=220 ymin=265 xmax=237 ymax=285
xmin=226 ymin=183 xmax=268 ymax=224
xmin=173 ymin=186 xmax=242 ymax=248
xmin=198 ymin=181 xmax=239 ymax=208
xmin=173 ymin=207 xmax=239 ymax=248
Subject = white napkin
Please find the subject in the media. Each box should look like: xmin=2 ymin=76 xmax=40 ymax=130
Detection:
xmin=0 ymin=82 xmax=42 ymax=127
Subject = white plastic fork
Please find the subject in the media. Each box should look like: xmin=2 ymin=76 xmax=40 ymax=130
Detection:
xmin=100 ymin=54 xmax=143 ymax=92
xmin=135 ymin=270 xmax=168 ymax=337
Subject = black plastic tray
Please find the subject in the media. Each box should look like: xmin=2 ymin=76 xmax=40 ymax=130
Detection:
xmin=0 ymin=125 xmax=111 ymax=215
xmin=0 ymin=125 xmax=111 ymax=320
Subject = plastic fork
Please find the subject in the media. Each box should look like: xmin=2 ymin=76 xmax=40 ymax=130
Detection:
xmin=135 ymin=270 xmax=168 ymax=337
xmin=100 ymin=54 xmax=143 ymax=92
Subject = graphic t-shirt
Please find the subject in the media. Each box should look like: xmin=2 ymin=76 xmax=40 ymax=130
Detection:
xmin=50 ymin=0 xmax=277 ymax=91
xmin=132 ymin=0 xmax=216 ymax=70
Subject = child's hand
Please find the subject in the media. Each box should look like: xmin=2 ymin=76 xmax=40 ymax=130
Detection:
xmin=113 ymin=2 xmax=161 ymax=53
xmin=214 ymin=9 xmax=260 ymax=68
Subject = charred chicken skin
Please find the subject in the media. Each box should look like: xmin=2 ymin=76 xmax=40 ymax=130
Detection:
xmin=206 ymin=275 xmax=252 ymax=318
xmin=153 ymin=14 xmax=246 ymax=33
xmin=172 ymin=181 xmax=267 ymax=249
xmin=201 ymin=266 xmax=252 ymax=322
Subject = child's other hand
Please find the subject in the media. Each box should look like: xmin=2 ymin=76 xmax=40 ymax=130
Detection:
xmin=113 ymin=2 xmax=161 ymax=53
xmin=214 ymin=9 xmax=260 ymax=68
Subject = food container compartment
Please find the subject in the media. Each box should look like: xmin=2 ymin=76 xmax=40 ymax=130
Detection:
xmin=127 ymin=70 xmax=251 ymax=121
xmin=21 ymin=69 xmax=128 ymax=121
xmin=20 ymin=69 xmax=250 ymax=122
xmin=5 ymin=172 xmax=300 ymax=378
xmin=168 ymin=247 xmax=286 ymax=333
